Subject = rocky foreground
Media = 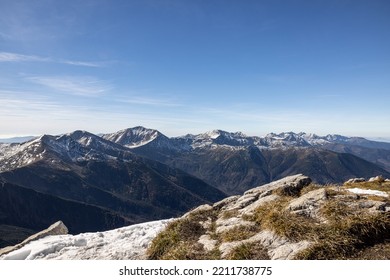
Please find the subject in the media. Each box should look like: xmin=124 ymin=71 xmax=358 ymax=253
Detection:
xmin=147 ymin=174 xmax=390 ymax=260
xmin=1 ymin=174 xmax=389 ymax=260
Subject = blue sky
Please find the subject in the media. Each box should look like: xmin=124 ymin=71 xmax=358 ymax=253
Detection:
xmin=0 ymin=0 xmax=389 ymax=138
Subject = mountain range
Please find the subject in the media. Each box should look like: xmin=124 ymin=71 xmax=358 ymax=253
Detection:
xmin=103 ymin=127 xmax=390 ymax=194
xmin=0 ymin=130 xmax=225 ymax=247
xmin=1 ymin=126 xmax=389 ymax=247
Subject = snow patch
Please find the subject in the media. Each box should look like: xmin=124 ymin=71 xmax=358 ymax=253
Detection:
xmin=347 ymin=188 xmax=389 ymax=197
xmin=1 ymin=219 xmax=173 ymax=260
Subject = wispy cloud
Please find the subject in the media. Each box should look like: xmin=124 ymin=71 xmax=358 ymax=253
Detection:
xmin=0 ymin=52 xmax=49 ymax=62
xmin=117 ymin=95 xmax=182 ymax=107
xmin=27 ymin=76 xmax=111 ymax=97
xmin=0 ymin=91 xmax=65 ymax=116
xmin=60 ymin=60 xmax=102 ymax=67
xmin=0 ymin=52 xmax=102 ymax=67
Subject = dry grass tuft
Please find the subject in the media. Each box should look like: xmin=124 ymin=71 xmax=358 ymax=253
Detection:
xmin=148 ymin=181 xmax=390 ymax=260
xmin=226 ymin=242 xmax=270 ymax=260
xmin=345 ymin=181 xmax=390 ymax=192
xmin=220 ymin=225 xmax=259 ymax=242
xmin=253 ymin=197 xmax=317 ymax=241
xmin=147 ymin=218 xmax=205 ymax=260
xmin=220 ymin=209 xmax=240 ymax=220
xmin=299 ymin=183 xmax=323 ymax=195
xmin=295 ymin=208 xmax=390 ymax=259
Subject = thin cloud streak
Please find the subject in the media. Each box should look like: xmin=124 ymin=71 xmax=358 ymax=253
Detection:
xmin=0 ymin=52 xmax=103 ymax=67
xmin=0 ymin=52 xmax=49 ymax=62
xmin=27 ymin=76 xmax=112 ymax=97
xmin=116 ymin=96 xmax=182 ymax=107
xmin=60 ymin=60 xmax=102 ymax=67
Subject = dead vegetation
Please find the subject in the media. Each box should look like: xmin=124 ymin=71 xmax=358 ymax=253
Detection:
xmin=147 ymin=178 xmax=390 ymax=260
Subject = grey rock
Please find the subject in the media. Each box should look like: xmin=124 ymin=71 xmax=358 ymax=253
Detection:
xmin=198 ymin=234 xmax=217 ymax=251
xmin=373 ymin=202 xmax=390 ymax=212
xmin=368 ymin=175 xmax=385 ymax=183
xmin=225 ymin=174 xmax=311 ymax=212
xmin=213 ymin=195 xmax=240 ymax=210
xmin=345 ymin=178 xmax=366 ymax=184
xmin=358 ymin=200 xmax=383 ymax=209
xmin=215 ymin=217 xmax=255 ymax=234
xmin=182 ymin=204 xmax=213 ymax=219
xmin=244 ymin=174 xmax=312 ymax=197
xmin=225 ymin=194 xmax=258 ymax=211
xmin=219 ymin=229 xmax=312 ymax=260
xmin=0 ymin=221 xmax=68 ymax=256
xmin=239 ymin=194 xmax=279 ymax=216
xmin=287 ymin=188 xmax=327 ymax=218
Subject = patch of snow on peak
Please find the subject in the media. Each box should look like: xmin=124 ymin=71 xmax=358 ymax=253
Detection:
xmin=0 ymin=136 xmax=47 ymax=171
xmin=103 ymin=127 xmax=161 ymax=148
xmin=203 ymin=130 xmax=221 ymax=139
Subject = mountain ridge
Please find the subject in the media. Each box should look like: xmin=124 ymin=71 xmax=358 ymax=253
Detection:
xmin=0 ymin=129 xmax=226 ymax=247
xmin=102 ymin=126 xmax=390 ymax=150
xmin=101 ymin=126 xmax=390 ymax=194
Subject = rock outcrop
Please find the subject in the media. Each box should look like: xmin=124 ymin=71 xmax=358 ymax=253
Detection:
xmin=0 ymin=221 xmax=68 ymax=257
xmin=147 ymin=174 xmax=390 ymax=260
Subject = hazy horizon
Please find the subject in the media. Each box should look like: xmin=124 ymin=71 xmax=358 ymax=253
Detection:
xmin=1 ymin=1 xmax=389 ymax=139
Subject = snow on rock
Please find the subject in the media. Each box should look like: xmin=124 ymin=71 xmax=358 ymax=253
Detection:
xmin=0 ymin=219 xmax=172 ymax=260
xmin=347 ymin=188 xmax=389 ymax=198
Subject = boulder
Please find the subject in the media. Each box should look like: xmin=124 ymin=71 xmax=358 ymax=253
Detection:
xmin=368 ymin=175 xmax=385 ymax=183
xmin=287 ymin=188 xmax=327 ymax=218
xmin=215 ymin=217 xmax=255 ymax=234
xmin=344 ymin=178 xmax=366 ymax=184
xmin=198 ymin=234 xmax=217 ymax=251
xmin=0 ymin=221 xmax=68 ymax=256
xmin=244 ymin=174 xmax=312 ymax=197
xmin=219 ymin=229 xmax=312 ymax=260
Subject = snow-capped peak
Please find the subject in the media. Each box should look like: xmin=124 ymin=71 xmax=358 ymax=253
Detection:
xmin=0 ymin=130 xmax=134 ymax=172
xmin=0 ymin=135 xmax=48 ymax=172
xmin=264 ymin=132 xmax=310 ymax=147
xmin=102 ymin=126 xmax=163 ymax=148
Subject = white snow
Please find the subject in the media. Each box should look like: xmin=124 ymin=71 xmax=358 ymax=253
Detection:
xmin=204 ymin=130 xmax=221 ymax=139
xmin=347 ymin=188 xmax=389 ymax=197
xmin=0 ymin=219 xmax=172 ymax=260
xmin=103 ymin=127 xmax=160 ymax=148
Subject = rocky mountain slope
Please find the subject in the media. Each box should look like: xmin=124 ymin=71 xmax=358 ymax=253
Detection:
xmin=0 ymin=130 xmax=225 ymax=247
xmin=103 ymin=127 xmax=390 ymax=194
xmin=2 ymin=174 xmax=389 ymax=260
xmin=147 ymin=174 xmax=390 ymax=260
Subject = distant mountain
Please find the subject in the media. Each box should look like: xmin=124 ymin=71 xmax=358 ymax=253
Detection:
xmin=103 ymin=127 xmax=390 ymax=194
xmin=0 ymin=130 xmax=226 ymax=246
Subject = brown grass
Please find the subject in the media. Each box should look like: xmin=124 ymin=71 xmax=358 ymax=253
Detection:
xmin=220 ymin=225 xmax=259 ymax=242
xmin=252 ymin=197 xmax=318 ymax=241
xmin=220 ymin=209 xmax=240 ymax=220
xmin=226 ymin=242 xmax=270 ymax=260
xmin=148 ymin=181 xmax=390 ymax=260
xmin=345 ymin=181 xmax=390 ymax=192
xmin=299 ymin=183 xmax=324 ymax=196
xmin=147 ymin=218 xmax=205 ymax=260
